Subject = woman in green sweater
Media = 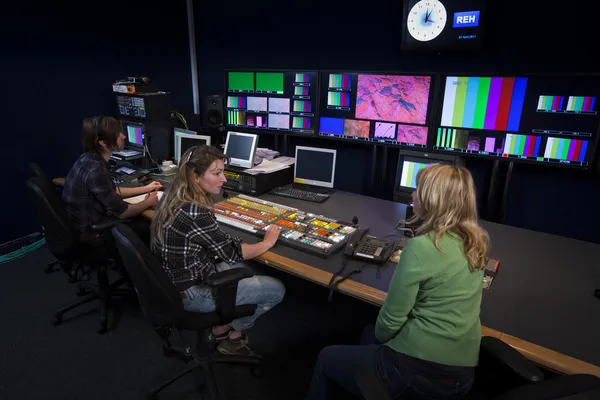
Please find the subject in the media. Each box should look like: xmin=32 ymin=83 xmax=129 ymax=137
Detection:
xmin=306 ymin=164 xmax=490 ymax=400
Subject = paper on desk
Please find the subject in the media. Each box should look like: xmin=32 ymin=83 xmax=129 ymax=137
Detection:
xmin=124 ymin=191 xmax=164 ymax=204
xmin=244 ymin=159 xmax=290 ymax=175
xmin=271 ymin=156 xmax=295 ymax=166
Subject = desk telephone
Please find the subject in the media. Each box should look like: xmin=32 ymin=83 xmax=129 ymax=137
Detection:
xmin=344 ymin=228 xmax=395 ymax=263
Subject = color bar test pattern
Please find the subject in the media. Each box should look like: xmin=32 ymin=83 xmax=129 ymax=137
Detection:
xmin=227 ymin=96 xmax=246 ymax=108
xmin=329 ymin=74 xmax=352 ymax=89
xmin=537 ymin=95 xmax=564 ymax=111
xmin=567 ymin=96 xmax=596 ymax=112
xmin=328 ymin=91 xmax=350 ymax=106
xmin=295 ymin=73 xmax=310 ymax=83
xmin=503 ymin=134 xmax=541 ymax=157
xmin=441 ymin=77 xmax=528 ymax=132
xmin=293 ymin=100 xmax=312 ymax=113
xmin=544 ymin=137 xmax=588 ymax=162
xmin=400 ymin=161 xmax=428 ymax=189
xmin=227 ymin=111 xmax=246 ymax=125
xmin=127 ymin=126 xmax=143 ymax=145
xmin=295 ymin=86 xmax=309 ymax=96
xmin=292 ymin=117 xmax=312 ymax=129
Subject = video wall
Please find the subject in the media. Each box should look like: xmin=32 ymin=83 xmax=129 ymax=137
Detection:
xmin=225 ymin=70 xmax=318 ymax=135
xmin=223 ymin=69 xmax=600 ymax=169
xmin=432 ymin=75 xmax=600 ymax=167
xmin=318 ymin=72 xmax=432 ymax=149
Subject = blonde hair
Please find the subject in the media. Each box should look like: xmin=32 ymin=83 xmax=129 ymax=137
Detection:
xmin=151 ymin=145 xmax=229 ymax=243
xmin=408 ymin=164 xmax=489 ymax=271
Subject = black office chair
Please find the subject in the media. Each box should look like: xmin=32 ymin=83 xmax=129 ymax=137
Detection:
xmin=111 ymin=223 xmax=262 ymax=400
xmin=28 ymin=162 xmax=62 ymax=273
xmin=355 ymin=336 xmax=600 ymax=400
xmin=26 ymin=175 xmax=131 ymax=333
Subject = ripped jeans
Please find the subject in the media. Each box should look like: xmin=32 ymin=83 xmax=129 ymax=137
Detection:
xmin=180 ymin=261 xmax=285 ymax=331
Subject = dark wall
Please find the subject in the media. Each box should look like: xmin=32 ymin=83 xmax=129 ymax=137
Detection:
xmin=2 ymin=2 xmax=193 ymax=245
xmin=195 ymin=0 xmax=600 ymax=243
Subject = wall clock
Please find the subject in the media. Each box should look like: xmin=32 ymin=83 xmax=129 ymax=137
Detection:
xmin=406 ymin=0 xmax=447 ymax=42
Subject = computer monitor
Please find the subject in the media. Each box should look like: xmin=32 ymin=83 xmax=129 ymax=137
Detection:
xmin=122 ymin=121 xmax=145 ymax=149
xmin=174 ymin=128 xmax=211 ymax=165
xmin=431 ymin=74 xmax=600 ymax=169
xmin=224 ymin=131 xmax=258 ymax=169
xmin=393 ymin=150 xmax=462 ymax=204
xmin=318 ymin=71 xmax=434 ymax=149
xmin=294 ymin=146 xmax=337 ymax=189
xmin=224 ymin=70 xmax=319 ymax=135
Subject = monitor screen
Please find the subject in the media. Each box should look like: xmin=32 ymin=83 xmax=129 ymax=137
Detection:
xmin=125 ymin=124 xmax=144 ymax=147
xmin=401 ymin=0 xmax=487 ymax=53
xmin=224 ymin=131 xmax=258 ymax=169
xmin=319 ymin=71 xmax=433 ymax=149
xmin=225 ymin=70 xmax=318 ymax=135
xmin=432 ymin=74 xmax=600 ymax=168
xmin=394 ymin=150 xmax=460 ymax=203
xmin=294 ymin=146 xmax=337 ymax=188
xmin=173 ymin=128 xmax=211 ymax=164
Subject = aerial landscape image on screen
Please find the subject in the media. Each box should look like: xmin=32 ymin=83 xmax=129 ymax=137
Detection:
xmin=355 ymin=75 xmax=430 ymax=124
xmin=397 ymin=124 xmax=428 ymax=145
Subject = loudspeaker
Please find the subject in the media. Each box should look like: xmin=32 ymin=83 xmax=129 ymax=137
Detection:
xmin=203 ymin=95 xmax=224 ymax=128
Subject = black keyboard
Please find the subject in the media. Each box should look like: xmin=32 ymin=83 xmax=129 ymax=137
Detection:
xmin=269 ymin=187 xmax=329 ymax=203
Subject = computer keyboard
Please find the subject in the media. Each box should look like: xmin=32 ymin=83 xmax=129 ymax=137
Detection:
xmin=269 ymin=187 xmax=330 ymax=203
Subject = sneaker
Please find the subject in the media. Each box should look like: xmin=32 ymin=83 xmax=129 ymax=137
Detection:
xmin=208 ymin=329 xmax=231 ymax=343
xmin=217 ymin=332 xmax=260 ymax=357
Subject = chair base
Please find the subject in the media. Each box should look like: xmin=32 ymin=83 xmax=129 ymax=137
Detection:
xmin=51 ymin=271 xmax=133 ymax=334
xmin=148 ymin=353 xmax=262 ymax=400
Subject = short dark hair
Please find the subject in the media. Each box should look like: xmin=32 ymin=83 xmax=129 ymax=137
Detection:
xmin=81 ymin=116 xmax=122 ymax=158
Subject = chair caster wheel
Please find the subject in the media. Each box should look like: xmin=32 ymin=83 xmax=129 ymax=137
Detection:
xmin=97 ymin=323 xmax=108 ymax=334
xmin=251 ymin=366 xmax=264 ymax=377
xmin=51 ymin=316 xmax=62 ymax=326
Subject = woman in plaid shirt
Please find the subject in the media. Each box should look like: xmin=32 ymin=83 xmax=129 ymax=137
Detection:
xmin=151 ymin=145 xmax=284 ymax=357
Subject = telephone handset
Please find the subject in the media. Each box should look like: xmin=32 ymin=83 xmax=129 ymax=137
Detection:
xmin=344 ymin=228 xmax=395 ymax=263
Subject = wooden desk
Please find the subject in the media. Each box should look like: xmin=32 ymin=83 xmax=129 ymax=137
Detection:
xmin=53 ymin=178 xmax=600 ymax=377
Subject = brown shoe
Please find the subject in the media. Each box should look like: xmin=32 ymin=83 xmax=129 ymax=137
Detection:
xmin=217 ymin=332 xmax=260 ymax=357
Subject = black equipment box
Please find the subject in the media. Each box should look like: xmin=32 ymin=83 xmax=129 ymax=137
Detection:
xmin=224 ymin=166 xmax=293 ymax=196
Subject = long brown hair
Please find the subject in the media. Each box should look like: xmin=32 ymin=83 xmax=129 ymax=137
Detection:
xmin=151 ymin=145 xmax=230 ymax=243
xmin=408 ymin=164 xmax=489 ymax=271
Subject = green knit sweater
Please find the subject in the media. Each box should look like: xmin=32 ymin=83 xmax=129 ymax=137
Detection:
xmin=375 ymin=232 xmax=483 ymax=367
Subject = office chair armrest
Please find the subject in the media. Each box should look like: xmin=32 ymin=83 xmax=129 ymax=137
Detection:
xmin=91 ymin=219 xmax=131 ymax=231
xmin=480 ymin=336 xmax=545 ymax=383
xmin=205 ymin=267 xmax=254 ymax=287
xmin=205 ymin=267 xmax=256 ymax=325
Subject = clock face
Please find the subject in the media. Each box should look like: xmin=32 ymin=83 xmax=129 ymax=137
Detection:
xmin=407 ymin=0 xmax=447 ymax=42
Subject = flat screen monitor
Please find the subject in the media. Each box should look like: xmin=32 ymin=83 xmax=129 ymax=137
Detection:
xmin=121 ymin=121 xmax=145 ymax=149
xmin=225 ymin=70 xmax=319 ymax=135
xmin=174 ymin=128 xmax=211 ymax=164
xmin=393 ymin=150 xmax=462 ymax=203
xmin=294 ymin=146 xmax=337 ymax=189
xmin=431 ymin=74 xmax=600 ymax=169
xmin=401 ymin=0 xmax=487 ymax=53
xmin=224 ymin=131 xmax=258 ymax=169
xmin=318 ymin=71 xmax=434 ymax=149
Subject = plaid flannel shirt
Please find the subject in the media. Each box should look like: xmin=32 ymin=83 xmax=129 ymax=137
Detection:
xmin=62 ymin=153 xmax=128 ymax=244
xmin=151 ymin=203 xmax=244 ymax=291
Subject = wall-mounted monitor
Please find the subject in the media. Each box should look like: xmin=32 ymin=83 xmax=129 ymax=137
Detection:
xmin=224 ymin=70 xmax=319 ymax=135
xmin=431 ymin=74 xmax=600 ymax=169
xmin=401 ymin=0 xmax=487 ymax=53
xmin=318 ymin=71 xmax=434 ymax=149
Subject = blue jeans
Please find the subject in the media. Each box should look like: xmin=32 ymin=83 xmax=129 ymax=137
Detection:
xmin=180 ymin=261 xmax=285 ymax=331
xmin=306 ymin=325 xmax=474 ymax=400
